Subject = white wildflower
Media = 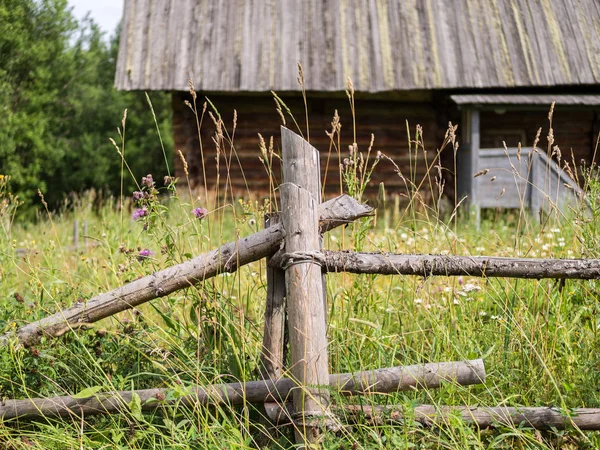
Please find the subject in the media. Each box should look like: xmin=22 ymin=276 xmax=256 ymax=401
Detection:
xmin=463 ymin=283 xmax=481 ymax=293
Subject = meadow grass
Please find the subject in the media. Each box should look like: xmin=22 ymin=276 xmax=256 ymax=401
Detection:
xmin=0 ymin=95 xmax=598 ymax=449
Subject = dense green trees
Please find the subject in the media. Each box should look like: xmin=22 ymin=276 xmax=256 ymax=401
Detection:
xmin=0 ymin=0 xmax=172 ymax=214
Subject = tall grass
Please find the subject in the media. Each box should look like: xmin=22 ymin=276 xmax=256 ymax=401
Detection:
xmin=0 ymin=88 xmax=598 ymax=449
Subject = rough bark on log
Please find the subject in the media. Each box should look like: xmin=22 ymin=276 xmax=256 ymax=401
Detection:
xmin=0 ymin=360 xmax=484 ymax=420
xmin=271 ymin=251 xmax=600 ymax=280
xmin=344 ymin=404 xmax=600 ymax=430
xmin=0 ymin=195 xmax=372 ymax=347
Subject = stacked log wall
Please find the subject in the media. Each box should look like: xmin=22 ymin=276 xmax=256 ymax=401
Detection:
xmin=172 ymin=92 xmax=447 ymax=202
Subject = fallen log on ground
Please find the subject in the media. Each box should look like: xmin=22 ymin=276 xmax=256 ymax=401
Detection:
xmin=272 ymin=251 xmax=600 ymax=279
xmin=0 ymin=360 xmax=484 ymax=420
xmin=0 ymin=195 xmax=372 ymax=347
xmin=344 ymin=404 xmax=600 ymax=430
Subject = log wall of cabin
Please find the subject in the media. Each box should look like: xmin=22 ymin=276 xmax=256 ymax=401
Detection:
xmin=172 ymin=92 xmax=450 ymax=204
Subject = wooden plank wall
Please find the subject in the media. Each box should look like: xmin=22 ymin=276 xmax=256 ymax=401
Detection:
xmin=173 ymin=92 xmax=449 ymax=203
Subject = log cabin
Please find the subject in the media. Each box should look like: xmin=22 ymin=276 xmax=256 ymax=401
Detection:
xmin=115 ymin=0 xmax=600 ymax=215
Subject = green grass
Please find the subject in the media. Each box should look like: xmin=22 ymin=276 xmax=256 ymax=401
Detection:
xmin=0 ymin=95 xmax=599 ymax=448
xmin=0 ymin=180 xmax=598 ymax=449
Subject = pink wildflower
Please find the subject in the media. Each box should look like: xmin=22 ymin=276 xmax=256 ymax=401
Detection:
xmin=137 ymin=249 xmax=154 ymax=261
xmin=141 ymin=174 xmax=154 ymax=188
xmin=192 ymin=207 xmax=208 ymax=219
xmin=132 ymin=207 xmax=148 ymax=220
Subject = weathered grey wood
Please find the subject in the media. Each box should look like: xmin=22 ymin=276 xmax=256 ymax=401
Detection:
xmin=281 ymin=127 xmax=332 ymax=445
xmin=0 ymin=195 xmax=373 ymax=347
xmin=530 ymin=150 xmax=586 ymax=217
xmin=260 ymin=213 xmax=286 ymax=381
xmin=259 ymin=213 xmax=287 ymax=424
xmin=281 ymin=182 xmax=331 ymax=444
xmin=343 ymin=404 xmax=600 ymax=430
xmin=73 ymin=220 xmax=79 ymax=248
xmin=476 ymin=148 xmax=530 ymax=209
xmin=271 ymin=251 xmax=600 ymax=280
xmin=281 ymin=127 xmax=322 ymax=200
xmin=281 ymin=126 xmax=328 ymax=346
xmin=83 ymin=219 xmax=88 ymax=250
xmin=475 ymin=147 xmax=585 ymax=215
xmin=116 ymin=1 xmax=600 ymax=92
xmin=470 ymin=108 xmax=481 ymax=224
xmin=0 ymin=360 xmax=484 ymax=420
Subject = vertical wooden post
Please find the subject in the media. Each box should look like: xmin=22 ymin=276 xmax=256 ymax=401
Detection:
xmin=83 ymin=220 xmax=88 ymax=250
xmin=260 ymin=213 xmax=286 ymax=382
xmin=73 ymin=220 xmax=79 ymax=249
xmin=260 ymin=213 xmax=288 ymax=424
xmin=470 ymin=108 xmax=481 ymax=225
xmin=281 ymin=127 xmax=331 ymax=445
xmin=458 ymin=107 xmax=481 ymax=226
xmin=281 ymin=127 xmax=328 ymax=322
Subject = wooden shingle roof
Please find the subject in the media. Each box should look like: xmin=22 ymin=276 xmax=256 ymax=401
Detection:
xmin=115 ymin=0 xmax=600 ymax=92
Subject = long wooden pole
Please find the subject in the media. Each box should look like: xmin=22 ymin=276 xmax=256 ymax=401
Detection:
xmin=343 ymin=404 xmax=600 ymax=430
xmin=271 ymin=250 xmax=600 ymax=280
xmin=0 ymin=360 xmax=484 ymax=420
xmin=260 ymin=213 xmax=288 ymax=424
xmin=281 ymin=127 xmax=331 ymax=445
xmin=0 ymin=195 xmax=372 ymax=347
xmin=260 ymin=213 xmax=286 ymax=381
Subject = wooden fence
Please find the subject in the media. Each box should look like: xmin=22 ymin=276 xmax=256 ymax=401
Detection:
xmin=2 ymin=128 xmax=600 ymax=447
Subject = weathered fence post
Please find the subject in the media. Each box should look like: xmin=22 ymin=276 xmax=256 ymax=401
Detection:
xmin=281 ymin=127 xmax=328 ymax=309
xmin=260 ymin=212 xmax=288 ymax=423
xmin=260 ymin=213 xmax=286 ymax=382
xmin=73 ymin=220 xmax=79 ymax=249
xmin=281 ymin=127 xmax=331 ymax=445
xmin=83 ymin=219 xmax=88 ymax=250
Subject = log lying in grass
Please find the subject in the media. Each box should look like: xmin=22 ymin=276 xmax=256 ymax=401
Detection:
xmin=272 ymin=251 xmax=600 ymax=280
xmin=344 ymin=404 xmax=600 ymax=430
xmin=0 ymin=360 xmax=484 ymax=420
xmin=0 ymin=195 xmax=373 ymax=347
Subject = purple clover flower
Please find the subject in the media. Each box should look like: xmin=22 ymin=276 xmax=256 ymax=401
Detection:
xmin=192 ymin=207 xmax=208 ymax=220
xmin=133 ymin=191 xmax=144 ymax=201
xmin=132 ymin=207 xmax=148 ymax=220
xmin=137 ymin=249 xmax=154 ymax=261
xmin=141 ymin=174 xmax=154 ymax=188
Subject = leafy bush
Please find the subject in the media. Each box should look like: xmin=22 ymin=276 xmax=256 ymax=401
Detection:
xmin=0 ymin=0 xmax=172 ymax=215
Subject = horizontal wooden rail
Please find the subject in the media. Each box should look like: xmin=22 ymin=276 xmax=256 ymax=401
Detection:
xmin=271 ymin=251 xmax=600 ymax=279
xmin=0 ymin=195 xmax=373 ymax=347
xmin=344 ymin=404 xmax=600 ymax=430
xmin=0 ymin=360 xmax=484 ymax=420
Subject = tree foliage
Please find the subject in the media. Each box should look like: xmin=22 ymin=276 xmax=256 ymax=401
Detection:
xmin=0 ymin=0 xmax=172 ymax=214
